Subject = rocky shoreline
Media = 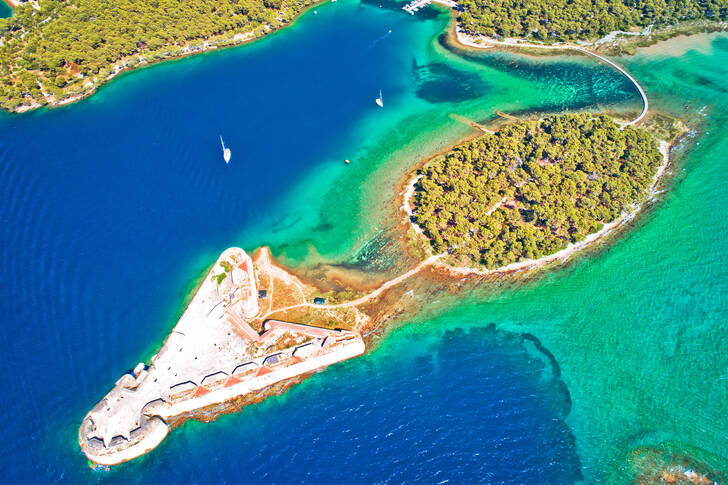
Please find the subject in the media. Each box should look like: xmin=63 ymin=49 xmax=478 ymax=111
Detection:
xmin=399 ymin=118 xmax=687 ymax=278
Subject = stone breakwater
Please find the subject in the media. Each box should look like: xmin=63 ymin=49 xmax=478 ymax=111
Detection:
xmin=79 ymin=247 xmax=365 ymax=466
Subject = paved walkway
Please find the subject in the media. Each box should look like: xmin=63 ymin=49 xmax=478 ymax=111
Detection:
xmin=456 ymin=29 xmax=649 ymax=127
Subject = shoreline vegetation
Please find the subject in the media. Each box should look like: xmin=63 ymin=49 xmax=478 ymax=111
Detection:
xmin=401 ymin=117 xmax=682 ymax=276
xmin=1 ymin=0 xmax=727 ymax=112
xmin=409 ymin=114 xmax=665 ymax=269
xmin=452 ymin=16 xmax=728 ymax=57
xmin=0 ymin=0 xmax=325 ymax=112
xmin=454 ymin=0 xmax=728 ymax=51
xmin=389 ymin=23 xmax=686 ymax=276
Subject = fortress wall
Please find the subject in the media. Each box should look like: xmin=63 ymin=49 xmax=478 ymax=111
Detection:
xmin=158 ymin=338 xmax=365 ymax=419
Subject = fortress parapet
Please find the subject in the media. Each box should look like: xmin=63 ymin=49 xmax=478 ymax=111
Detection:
xmin=79 ymin=248 xmax=364 ymax=466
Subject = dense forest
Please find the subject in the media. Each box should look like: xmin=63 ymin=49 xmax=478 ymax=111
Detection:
xmin=457 ymin=0 xmax=728 ymax=42
xmin=0 ymin=0 xmax=315 ymax=110
xmin=0 ymin=0 xmax=724 ymax=111
xmin=411 ymin=114 xmax=663 ymax=269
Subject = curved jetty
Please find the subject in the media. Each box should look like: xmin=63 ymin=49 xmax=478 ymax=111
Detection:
xmin=79 ymin=248 xmax=365 ymax=466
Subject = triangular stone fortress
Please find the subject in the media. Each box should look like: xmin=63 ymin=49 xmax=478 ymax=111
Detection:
xmin=79 ymin=248 xmax=365 ymax=466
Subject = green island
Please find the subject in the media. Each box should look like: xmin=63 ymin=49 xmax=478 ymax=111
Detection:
xmin=411 ymin=114 xmax=664 ymax=269
xmin=0 ymin=0 xmax=316 ymax=110
xmin=458 ymin=0 xmax=728 ymax=42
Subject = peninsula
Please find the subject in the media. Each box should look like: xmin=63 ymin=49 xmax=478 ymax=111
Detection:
xmin=80 ymin=247 xmax=367 ymax=466
xmin=79 ymin=107 xmax=686 ymax=466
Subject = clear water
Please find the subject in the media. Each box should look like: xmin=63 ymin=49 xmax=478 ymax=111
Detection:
xmin=0 ymin=1 xmax=724 ymax=483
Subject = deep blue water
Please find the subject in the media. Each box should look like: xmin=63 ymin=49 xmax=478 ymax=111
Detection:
xmin=107 ymin=326 xmax=581 ymax=483
xmin=0 ymin=1 xmax=627 ymax=482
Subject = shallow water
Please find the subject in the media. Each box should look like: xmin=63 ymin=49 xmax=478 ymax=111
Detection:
xmin=0 ymin=0 xmax=724 ymax=483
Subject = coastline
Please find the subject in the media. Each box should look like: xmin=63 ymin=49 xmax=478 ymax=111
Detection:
xmin=451 ymin=13 xmax=728 ymax=56
xmin=385 ymin=23 xmax=684 ymax=277
xmin=400 ymin=123 xmax=684 ymax=278
xmin=10 ymin=0 xmax=327 ymax=114
xmin=79 ymin=247 xmax=368 ymax=467
xmin=8 ymin=1 xmax=725 ymax=114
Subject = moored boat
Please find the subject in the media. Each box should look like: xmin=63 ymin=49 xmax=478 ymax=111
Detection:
xmin=220 ymin=136 xmax=231 ymax=164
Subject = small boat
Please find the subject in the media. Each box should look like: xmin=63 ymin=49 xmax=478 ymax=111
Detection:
xmin=220 ymin=136 xmax=231 ymax=164
xmin=375 ymin=89 xmax=383 ymax=107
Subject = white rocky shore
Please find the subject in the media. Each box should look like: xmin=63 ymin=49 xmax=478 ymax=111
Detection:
xmin=79 ymin=247 xmax=365 ymax=466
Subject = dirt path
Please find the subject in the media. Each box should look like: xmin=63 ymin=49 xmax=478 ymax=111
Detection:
xmin=257 ymin=248 xmax=307 ymax=302
xmin=259 ymin=253 xmax=445 ymax=319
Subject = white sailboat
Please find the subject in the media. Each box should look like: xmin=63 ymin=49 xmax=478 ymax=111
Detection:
xmin=375 ymin=89 xmax=383 ymax=107
xmin=220 ymin=136 xmax=231 ymax=164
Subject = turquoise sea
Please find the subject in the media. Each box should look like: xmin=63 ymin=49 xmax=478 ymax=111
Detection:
xmin=0 ymin=1 xmax=726 ymax=483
